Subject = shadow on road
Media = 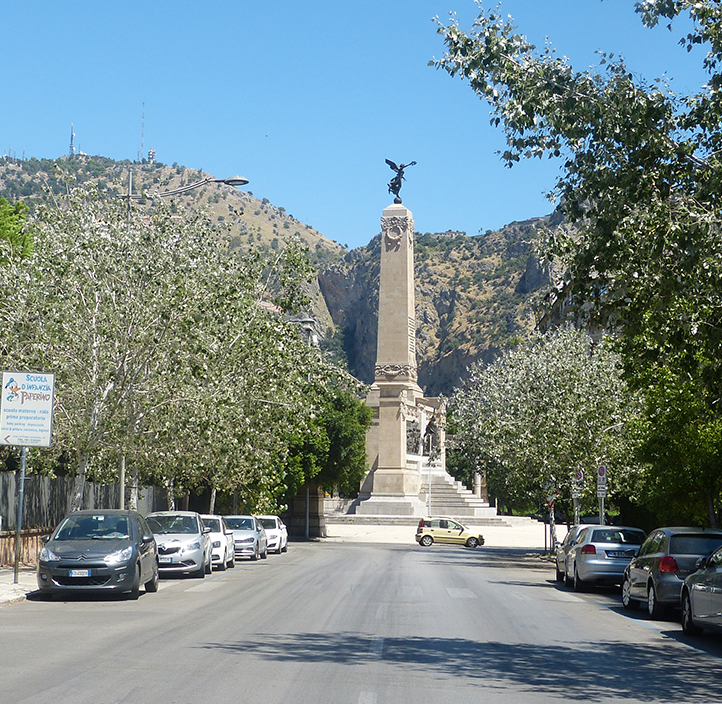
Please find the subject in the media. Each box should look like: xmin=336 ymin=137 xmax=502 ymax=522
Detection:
xmin=202 ymin=631 xmax=722 ymax=701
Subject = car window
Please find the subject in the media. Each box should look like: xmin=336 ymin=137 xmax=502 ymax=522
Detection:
xmin=203 ymin=518 xmax=221 ymax=532
xmin=638 ymin=532 xmax=659 ymax=556
xmin=669 ymin=535 xmax=722 ymax=556
xmin=430 ymin=520 xmax=442 ymax=529
xmin=138 ymin=515 xmax=152 ymax=537
xmin=448 ymin=521 xmax=462 ymax=531
xmin=55 ymin=514 xmax=131 ymax=540
xmin=147 ymin=514 xmax=198 ymax=534
xmin=225 ymin=517 xmax=254 ymax=530
xmin=709 ymin=547 xmax=722 ymax=568
xmin=258 ymin=518 xmax=277 ymax=530
xmin=439 ymin=520 xmax=449 ymax=529
xmin=591 ymin=529 xmax=645 ymax=545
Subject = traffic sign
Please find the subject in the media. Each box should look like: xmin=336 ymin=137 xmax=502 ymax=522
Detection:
xmin=597 ymin=465 xmax=607 ymax=488
xmin=1 ymin=371 xmax=55 ymax=447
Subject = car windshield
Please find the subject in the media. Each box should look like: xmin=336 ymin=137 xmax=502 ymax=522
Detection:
xmin=669 ymin=534 xmax=722 ymax=555
xmin=258 ymin=518 xmax=277 ymax=530
xmin=225 ymin=517 xmax=254 ymax=530
xmin=203 ymin=518 xmax=221 ymax=532
xmin=55 ymin=515 xmax=130 ymax=541
xmin=147 ymin=515 xmax=198 ymax=535
xmin=591 ymin=529 xmax=645 ymax=545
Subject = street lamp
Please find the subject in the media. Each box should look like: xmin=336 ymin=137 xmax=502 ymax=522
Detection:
xmin=123 ymin=172 xmax=249 ymax=203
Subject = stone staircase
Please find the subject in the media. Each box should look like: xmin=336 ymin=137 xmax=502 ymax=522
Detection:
xmin=418 ymin=470 xmax=510 ymax=524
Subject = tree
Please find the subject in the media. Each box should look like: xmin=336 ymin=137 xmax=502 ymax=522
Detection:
xmin=0 ymin=186 xmax=320 ymax=512
xmin=0 ymin=197 xmax=32 ymax=262
xmin=450 ymin=328 xmax=642 ymax=536
xmin=433 ymin=1 xmax=722 ymax=522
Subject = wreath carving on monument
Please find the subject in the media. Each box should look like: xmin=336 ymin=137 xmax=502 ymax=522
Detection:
xmin=375 ymin=363 xmax=418 ymax=381
xmin=381 ymin=216 xmax=413 ymax=252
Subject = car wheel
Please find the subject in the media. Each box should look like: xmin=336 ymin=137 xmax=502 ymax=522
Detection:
xmin=217 ymin=555 xmax=227 ymax=571
xmin=205 ymin=552 xmax=212 ymax=574
xmin=282 ymin=542 xmax=287 ymax=553
xmin=145 ymin=564 xmax=159 ymax=593
xmin=227 ymin=551 xmax=235 ymax=569
xmin=276 ymin=543 xmax=283 ymax=554
xmin=194 ymin=560 xmax=206 ymax=578
xmin=573 ymin=566 xmax=586 ymax=593
xmin=647 ymin=583 xmax=665 ymax=618
xmin=127 ymin=563 xmax=141 ymax=600
xmin=564 ymin=564 xmax=573 ymax=588
xmin=251 ymin=546 xmax=259 ymax=561
xmin=466 ymin=537 xmax=479 ymax=549
xmin=555 ymin=563 xmax=564 ymax=583
xmin=621 ymin=575 xmax=638 ymax=610
xmin=681 ymin=589 xmax=703 ymax=636
xmin=261 ymin=546 xmax=268 ymax=559
xmin=420 ymin=535 xmax=433 ymax=547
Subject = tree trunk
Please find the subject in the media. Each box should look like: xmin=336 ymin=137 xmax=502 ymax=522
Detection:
xmin=165 ymin=477 xmax=175 ymax=511
xmin=69 ymin=452 xmax=90 ymax=513
xmin=127 ymin=464 xmax=139 ymax=511
xmin=209 ymin=487 xmax=217 ymax=514
xmin=705 ymin=493 xmax=718 ymax=529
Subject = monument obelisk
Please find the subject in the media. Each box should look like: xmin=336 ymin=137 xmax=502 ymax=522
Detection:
xmin=356 ymin=161 xmax=427 ymax=515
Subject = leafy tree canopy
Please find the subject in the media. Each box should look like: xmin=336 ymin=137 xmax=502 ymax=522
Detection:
xmin=0 ymin=197 xmax=32 ymax=261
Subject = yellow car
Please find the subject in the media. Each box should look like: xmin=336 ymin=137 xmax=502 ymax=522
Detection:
xmin=415 ymin=517 xmax=484 ymax=548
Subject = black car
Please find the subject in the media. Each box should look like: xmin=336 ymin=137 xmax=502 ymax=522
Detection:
xmin=37 ymin=509 xmax=159 ymax=599
xmin=621 ymin=527 xmax=722 ymax=617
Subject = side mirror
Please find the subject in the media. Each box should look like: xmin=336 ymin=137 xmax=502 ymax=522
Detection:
xmin=696 ymin=556 xmax=708 ymax=570
xmin=41 ymin=534 xmax=51 ymax=544
xmin=202 ymin=526 xmax=211 ymax=534
xmin=142 ymin=534 xmax=155 ymax=544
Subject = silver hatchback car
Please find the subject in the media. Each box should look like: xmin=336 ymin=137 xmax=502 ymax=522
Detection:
xmin=564 ymin=526 xmax=646 ymax=591
xmin=225 ymin=515 xmax=268 ymax=560
xmin=146 ymin=511 xmax=212 ymax=578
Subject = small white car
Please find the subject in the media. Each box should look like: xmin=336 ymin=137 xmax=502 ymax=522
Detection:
xmin=201 ymin=514 xmax=235 ymax=571
xmin=257 ymin=515 xmax=288 ymax=554
xmin=146 ymin=511 xmax=212 ymax=578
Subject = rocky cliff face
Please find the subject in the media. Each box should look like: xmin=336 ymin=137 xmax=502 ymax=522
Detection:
xmin=318 ymin=217 xmax=556 ymax=397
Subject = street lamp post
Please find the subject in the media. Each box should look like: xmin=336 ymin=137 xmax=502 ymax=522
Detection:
xmin=123 ymin=172 xmax=249 ymax=204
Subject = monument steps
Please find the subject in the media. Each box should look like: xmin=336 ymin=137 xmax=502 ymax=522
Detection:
xmin=323 ymin=514 xmax=515 ymax=527
xmin=419 ymin=471 xmax=500 ymax=518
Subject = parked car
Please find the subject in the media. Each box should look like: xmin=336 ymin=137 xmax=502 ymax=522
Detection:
xmin=554 ymin=524 xmax=587 ymax=583
xmin=681 ymin=543 xmax=722 ymax=636
xmin=146 ymin=511 xmax=212 ymax=578
xmin=36 ymin=509 xmax=159 ymax=599
xmin=257 ymin=515 xmax=288 ymax=554
xmin=200 ymin=514 xmax=235 ymax=571
xmin=415 ymin=517 xmax=484 ymax=548
xmin=224 ymin=515 xmax=268 ymax=560
xmin=563 ymin=526 xmax=646 ymax=591
xmin=622 ymin=527 xmax=722 ymax=617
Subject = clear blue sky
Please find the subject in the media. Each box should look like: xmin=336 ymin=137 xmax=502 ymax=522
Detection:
xmin=0 ymin=1 xmax=707 ymax=249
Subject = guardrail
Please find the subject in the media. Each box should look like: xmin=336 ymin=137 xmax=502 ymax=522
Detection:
xmin=0 ymin=527 xmax=53 ymax=567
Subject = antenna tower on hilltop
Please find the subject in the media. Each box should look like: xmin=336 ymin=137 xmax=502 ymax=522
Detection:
xmin=69 ymin=124 xmax=75 ymax=156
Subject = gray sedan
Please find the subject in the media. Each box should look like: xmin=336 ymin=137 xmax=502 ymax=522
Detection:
xmin=681 ymin=543 xmax=722 ymax=636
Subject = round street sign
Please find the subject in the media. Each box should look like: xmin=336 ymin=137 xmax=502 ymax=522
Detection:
xmin=575 ymin=469 xmax=584 ymax=484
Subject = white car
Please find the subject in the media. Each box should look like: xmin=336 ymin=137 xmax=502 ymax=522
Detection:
xmin=201 ymin=514 xmax=235 ymax=571
xmin=257 ymin=515 xmax=288 ymax=554
xmin=146 ymin=511 xmax=212 ymax=578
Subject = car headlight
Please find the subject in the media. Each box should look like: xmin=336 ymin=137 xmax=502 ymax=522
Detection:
xmin=40 ymin=547 xmax=61 ymax=562
xmin=236 ymin=537 xmax=254 ymax=544
xmin=184 ymin=541 xmax=201 ymax=552
xmin=104 ymin=546 xmax=134 ymax=565
xmin=212 ymin=540 xmax=221 ymax=548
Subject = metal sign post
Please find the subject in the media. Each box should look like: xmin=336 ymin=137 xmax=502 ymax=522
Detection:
xmin=1 ymin=371 xmax=55 ymax=583
xmin=597 ymin=465 xmax=607 ymax=525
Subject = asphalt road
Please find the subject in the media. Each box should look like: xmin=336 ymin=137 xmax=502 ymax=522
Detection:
xmin=2 ymin=541 xmax=722 ymax=704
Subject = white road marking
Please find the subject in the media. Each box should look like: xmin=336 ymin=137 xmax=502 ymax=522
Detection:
xmin=397 ymin=586 xmax=424 ymax=600
xmin=358 ymin=692 xmax=377 ymax=704
xmin=446 ymin=587 xmax=477 ymax=599
xmin=369 ymin=636 xmax=384 ymax=659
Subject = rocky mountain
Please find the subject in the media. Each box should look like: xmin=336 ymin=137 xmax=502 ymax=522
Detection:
xmin=0 ymin=154 xmax=557 ymax=396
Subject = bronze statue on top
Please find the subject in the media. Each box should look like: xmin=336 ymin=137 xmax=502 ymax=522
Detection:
xmin=385 ymin=159 xmax=416 ymax=203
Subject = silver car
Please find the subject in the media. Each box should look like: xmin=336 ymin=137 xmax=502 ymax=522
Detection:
xmin=146 ymin=511 xmax=212 ymax=578
xmin=564 ymin=526 xmax=646 ymax=591
xmin=681 ymin=543 xmax=722 ymax=636
xmin=224 ymin=515 xmax=268 ymax=560
xmin=555 ymin=524 xmax=586 ymax=583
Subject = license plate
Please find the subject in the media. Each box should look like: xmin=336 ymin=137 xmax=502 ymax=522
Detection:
xmin=159 ymin=556 xmax=173 ymax=564
xmin=607 ymin=550 xmax=632 ymax=558
xmin=69 ymin=569 xmax=90 ymax=577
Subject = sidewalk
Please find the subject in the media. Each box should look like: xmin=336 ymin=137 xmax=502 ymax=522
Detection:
xmin=0 ymin=567 xmax=38 ymax=607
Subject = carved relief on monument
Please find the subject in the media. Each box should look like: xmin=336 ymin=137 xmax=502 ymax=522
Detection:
xmin=375 ymin=363 xmax=418 ymax=382
xmin=381 ymin=215 xmax=414 ymax=251
xmin=408 ymin=317 xmax=416 ymax=356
